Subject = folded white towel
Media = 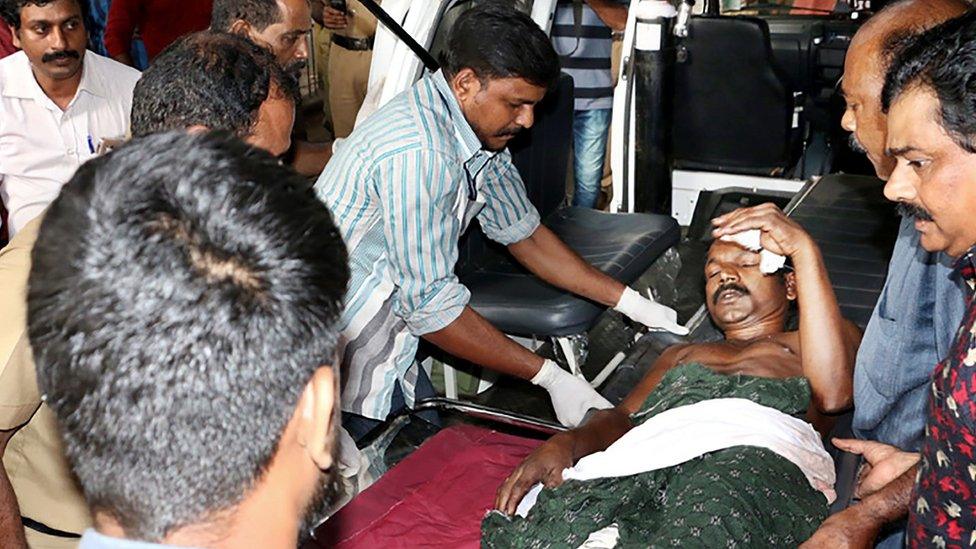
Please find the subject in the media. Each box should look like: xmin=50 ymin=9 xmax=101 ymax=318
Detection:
xmin=516 ymin=398 xmax=836 ymax=517
xmin=720 ymin=229 xmax=787 ymax=274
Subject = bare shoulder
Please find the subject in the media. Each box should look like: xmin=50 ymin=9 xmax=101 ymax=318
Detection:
xmin=619 ymin=343 xmax=689 ymax=414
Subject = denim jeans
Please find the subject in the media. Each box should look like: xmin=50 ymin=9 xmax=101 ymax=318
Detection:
xmin=571 ymin=108 xmax=612 ymax=208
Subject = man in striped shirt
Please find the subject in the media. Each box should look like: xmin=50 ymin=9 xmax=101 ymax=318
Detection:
xmin=315 ymin=4 xmax=686 ymax=440
xmin=551 ymin=0 xmax=627 ymax=208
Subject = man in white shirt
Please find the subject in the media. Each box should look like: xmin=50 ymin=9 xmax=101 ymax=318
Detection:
xmin=0 ymin=0 xmax=140 ymax=237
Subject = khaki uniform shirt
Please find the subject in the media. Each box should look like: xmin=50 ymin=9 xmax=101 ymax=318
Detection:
xmin=0 ymin=215 xmax=92 ymax=547
xmin=334 ymin=0 xmax=378 ymax=39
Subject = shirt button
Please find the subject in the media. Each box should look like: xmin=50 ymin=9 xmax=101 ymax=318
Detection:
xmin=66 ymin=148 xmax=76 ymax=155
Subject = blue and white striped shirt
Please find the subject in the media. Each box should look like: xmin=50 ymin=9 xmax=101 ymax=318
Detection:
xmin=551 ymin=0 xmax=619 ymax=111
xmin=315 ymin=70 xmax=541 ymax=419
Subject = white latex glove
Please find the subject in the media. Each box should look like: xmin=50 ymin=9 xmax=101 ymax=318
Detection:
xmin=613 ymin=287 xmax=689 ymax=335
xmin=531 ymin=359 xmax=612 ymax=427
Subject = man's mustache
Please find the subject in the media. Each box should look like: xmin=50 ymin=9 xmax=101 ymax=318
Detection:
xmin=42 ymin=50 xmax=80 ymax=63
xmin=712 ymin=282 xmax=750 ymax=305
xmin=896 ymin=201 xmax=934 ymax=222
xmin=496 ymin=126 xmax=523 ymax=138
xmin=848 ymin=134 xmax=867 ymax=154
xmin=286 ymin=58 xmax=307 ymax=77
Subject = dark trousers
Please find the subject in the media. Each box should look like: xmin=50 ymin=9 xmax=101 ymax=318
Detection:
xmin=343 ymin=366 xmax=440 ymax=442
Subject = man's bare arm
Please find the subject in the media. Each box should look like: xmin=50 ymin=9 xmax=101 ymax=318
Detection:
xmin=800 ymin=464 xmax=915 ymax=547
xmin=495 ymin=347 xmax=682 ymax=515
xmin=508 ymin=225 xmax=625 ymax=308
xmin=0 ymin=429 xmax=26 ymax=549
xmin=423 ymin=306 xmax=544 ymax=380
xmin=290 ymin=140 xmax=333 ymax=177
xmin=585 ymin=0 xmax=628 ymax=32
xmin=790 ymin=237 xmax=860 ymax=412
xmin=712 ymin=204 xmax=859 ymax=413
xmin=425 ymin=306 xmax=612 ymax=426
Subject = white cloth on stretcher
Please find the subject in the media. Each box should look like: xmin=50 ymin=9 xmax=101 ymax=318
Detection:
xmin=516 ymin=397 xmax=836 ymax=517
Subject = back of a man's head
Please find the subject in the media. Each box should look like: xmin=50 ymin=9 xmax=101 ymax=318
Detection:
xmin=211 ymin=0 xmax=280 ymax=33
xmin=27 ymin=132 xmax=349 ymax=541
xmin=130 ymin=31 xmax=298 ymax=139
xmin=854 ymin=0 xmax=969 ymax=68
xmin=440 ymin=3 xmax=560 ymax=91
xmin=841 ymin=0 xmax=968 ymax=178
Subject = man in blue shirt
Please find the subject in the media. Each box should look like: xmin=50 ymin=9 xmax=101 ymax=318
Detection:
xmin=316 ymin=4 xmax=687 ymax=439
xmin=800 ymin=0 xmax=967 ymax=546
xmin=836 ymin=0 xmax=967 ymax=450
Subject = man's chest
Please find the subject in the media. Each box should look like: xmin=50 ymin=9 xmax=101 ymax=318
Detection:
xmin=0 ymin=96 xmax=128 ymax=181
xmin=678 ymin=336 xmax=802 ymax=379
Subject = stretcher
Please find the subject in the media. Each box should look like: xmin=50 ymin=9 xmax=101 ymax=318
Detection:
xmin=302 ymin=173 xmax=899 ymax=548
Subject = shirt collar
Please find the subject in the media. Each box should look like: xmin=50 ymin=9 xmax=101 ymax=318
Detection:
xmin=953 ymin=245 xmax=976 ymax=291
xmin=3 ymin=50 xmax=104 ymax=103
xmin=79 ymin=530 xmax=199 ymax=549
xmin=430 ymin=69 xmax=485 ymax=160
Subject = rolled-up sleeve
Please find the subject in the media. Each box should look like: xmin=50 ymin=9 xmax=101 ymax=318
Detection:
xmin=478 ymin=151 xmax=541 ymax=245
xmin=376 ymin=149 xmax=470 ymax=335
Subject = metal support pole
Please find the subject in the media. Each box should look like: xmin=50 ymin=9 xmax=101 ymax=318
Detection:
xmin=632 ymin=1 xmax=677 ymax=214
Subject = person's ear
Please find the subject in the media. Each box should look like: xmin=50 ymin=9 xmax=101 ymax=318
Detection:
xmin=11 ymin=28 xmax=20 ymax=49
xmin=297 ymin=366 xmax=337 ymax=472
xmin=784 ymin=271 xmax=798 ymax=301
xmin=450 ymin=68 xmax=482 ymax=104
xmin=228 ymin=19 xmax=253 ymax=39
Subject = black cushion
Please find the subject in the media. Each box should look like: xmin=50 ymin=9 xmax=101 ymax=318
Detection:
xmin=463 ymin=208 xmax=680 ymax=337
xmin=789 ymin=173 xmax=899 ymax=329
xmin=673 ymin=16 xmax=796 ymax=172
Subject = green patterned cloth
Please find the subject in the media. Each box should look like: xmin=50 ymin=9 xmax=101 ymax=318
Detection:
xmin=482 ymin=363 xmax=829 ymax=548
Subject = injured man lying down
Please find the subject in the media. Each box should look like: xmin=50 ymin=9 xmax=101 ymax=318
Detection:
xmin=483 ymin=204 xmax=862 ymax=547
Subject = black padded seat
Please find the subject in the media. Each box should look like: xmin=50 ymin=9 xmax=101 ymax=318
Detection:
xmin=788 ymin=174 xmax=899 ymax=329
xmin=672 ymin=16 xmax=799 ymax=174
xmin=464 ymin=208 xmax=680 ymax=337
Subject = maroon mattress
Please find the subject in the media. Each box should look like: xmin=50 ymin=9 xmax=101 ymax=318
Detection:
xmin=309 ymin=424 xmax=543 ymax=548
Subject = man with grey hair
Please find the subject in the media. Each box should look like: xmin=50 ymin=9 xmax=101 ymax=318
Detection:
xmin=801 ymin=2 xmax=970 ymax=546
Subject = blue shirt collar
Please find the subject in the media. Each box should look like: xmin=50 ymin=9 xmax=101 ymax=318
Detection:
xmin=429 ymin=69 xmax=485 ymax=160
xmin=79 ymin=529 xmax=204 ymax=549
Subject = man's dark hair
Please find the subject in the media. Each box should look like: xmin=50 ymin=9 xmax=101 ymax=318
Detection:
xmin=439 ymin=2 xmax=560 ymax=90
xmin=0 ymin=0 xmax=83 ymax=29
xmin=27 ymin=131 xmax=349 ymax=540
xmin=131 ymin=31 xmax=298 ymax=139
xmin=211 ymin=0 xmax=282 ymax=32
xmin=882 ymin=10 xmax=976 ymax=153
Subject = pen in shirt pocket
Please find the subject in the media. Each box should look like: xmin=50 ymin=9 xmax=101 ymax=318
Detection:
xmin=87 ymin=135 xmax=95 ymax=154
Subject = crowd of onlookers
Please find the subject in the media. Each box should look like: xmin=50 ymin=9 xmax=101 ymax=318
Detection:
xmin=6 ymin=0 xmax=976 ymax=548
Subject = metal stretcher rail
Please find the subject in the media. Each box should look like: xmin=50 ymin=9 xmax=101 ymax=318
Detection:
xmin=413 ymin=397 xmax=565 ymax=435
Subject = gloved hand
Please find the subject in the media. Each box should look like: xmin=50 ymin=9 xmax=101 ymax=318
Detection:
xmin=613 ymin=287 xmax=689 ymax=335
xmin=531 ymin=359 xmax=612 ymax=427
